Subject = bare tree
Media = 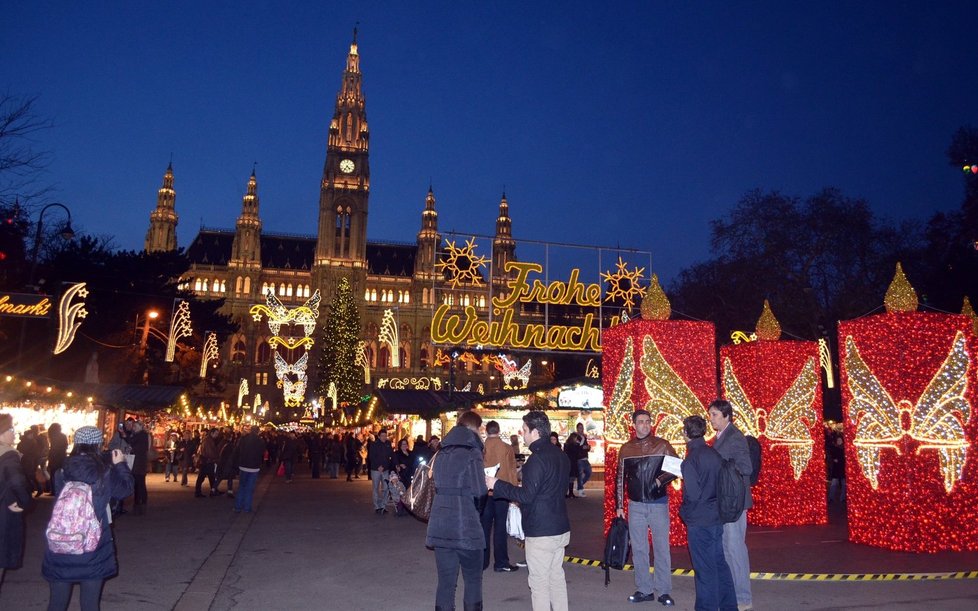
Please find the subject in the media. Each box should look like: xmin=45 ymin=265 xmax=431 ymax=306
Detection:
xmin=0 ymin=93 xmax=53 ymax=207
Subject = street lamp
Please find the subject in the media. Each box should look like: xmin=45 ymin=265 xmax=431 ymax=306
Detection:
xmin=28 ymin=203 xmax=75 ymax=289
xmin=137 ymin=309 xmax=161 ymax=358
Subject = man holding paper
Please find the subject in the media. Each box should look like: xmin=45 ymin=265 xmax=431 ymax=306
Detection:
xmin=481 ymin=420 xmax=520 ymax=573
xmin=616 ymin=409 xmax=679 ymax=606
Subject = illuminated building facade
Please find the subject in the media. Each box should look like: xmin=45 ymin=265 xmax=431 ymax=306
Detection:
xmin=143 ymin=33 xmax=524 ymax=404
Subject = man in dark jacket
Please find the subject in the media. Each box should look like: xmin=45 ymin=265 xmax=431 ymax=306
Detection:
xmin=488 ymin=411 xmax=570 ymax=611
xmin=233 ymin=426 xmax=266 ymax=513
xmin=367 ymin=429 xmax=394 ymax=514
xmin=616 ymin=409 xmax=679 ymax=605
xmin=681 ymin=415 xmax=737 ymax=611
xmin=426 ymin=411 xmax=487 ymax=611
xmin=128 ymin=421 xmax=150 ymax=514
xmin=708 ymin=400 xmax=753 ymax=610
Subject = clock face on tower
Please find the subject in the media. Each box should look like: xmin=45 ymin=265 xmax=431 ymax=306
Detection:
xmin=339 ymin=159 xmax=355 ymax=174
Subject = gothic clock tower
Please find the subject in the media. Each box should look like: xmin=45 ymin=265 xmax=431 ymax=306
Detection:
xmin=314 ymin=29 xmax=370 ymax=295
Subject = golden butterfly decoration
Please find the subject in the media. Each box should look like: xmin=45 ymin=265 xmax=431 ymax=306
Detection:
xmin=844 ymin=331 xmax=972 ymax=494
xmin=604 ymin=340 xmax=635 ymax=446
xmin=641 ymin=335 xmax=713 ymax=459
xmin=722 ymin=356 xmax=819 ymax=480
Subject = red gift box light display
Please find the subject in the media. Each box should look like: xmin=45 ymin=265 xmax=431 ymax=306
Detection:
xmin=720 ymin=300 xmax=827 ymax=527
xmin=838 ymin=264 xmax=978 ymax=552
xmin=602 ymin=278 xmax=716 ymax=545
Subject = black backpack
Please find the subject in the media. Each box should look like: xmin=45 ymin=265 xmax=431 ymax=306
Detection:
xmin=602 ymin=516 xmax=630 ymax=586
xmin=745 ymin=435 xmax=762 ymax=486
xmin=717 ymin=458 xmax=746 ymax=523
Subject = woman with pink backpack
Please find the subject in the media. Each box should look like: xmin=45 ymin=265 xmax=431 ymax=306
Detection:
xmin=42 ymin=426 xmax=133 ymax=611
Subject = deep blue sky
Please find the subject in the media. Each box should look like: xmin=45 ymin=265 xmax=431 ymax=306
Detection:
xmin=3 ymin=2 xmax=975 ymax=283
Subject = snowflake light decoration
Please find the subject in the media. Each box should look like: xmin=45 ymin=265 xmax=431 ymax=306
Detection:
xmin=601 ymin=257 xmax=645 ymax=310
xmin=436 ymin=237 xmax=489 ymax=288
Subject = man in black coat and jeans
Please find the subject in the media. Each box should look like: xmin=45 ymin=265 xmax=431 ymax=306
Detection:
xmin=487 ymin=411 xmax=570 ymax=611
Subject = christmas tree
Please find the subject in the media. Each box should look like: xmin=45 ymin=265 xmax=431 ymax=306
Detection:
xmin=317 ymin=277 xmax=363 ymax=408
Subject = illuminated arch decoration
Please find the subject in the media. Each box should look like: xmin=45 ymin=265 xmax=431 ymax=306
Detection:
xmin=601 ymin=257 xmax=645 ymax=310
xmin=249 ymin=289 xmax=322 ymax=407
xmin=436 ymin=237 xmax=489 ymax=288
xmin=200 ymin=332 xmax=218 ymax=378
xmin=601 ymin=315 xmax=716 ymax=546
xmin=721 ymin=301 xmax=826 ymax=527
xmin=53 ymin=282 xmax=88 ymax=355
xmin=165 ymin=300 xmax=193 ymax=362
xmin=379 ymin=309 xmax=400 ymax=367
xmin=838 ymin=263 xmax=978 ymax=552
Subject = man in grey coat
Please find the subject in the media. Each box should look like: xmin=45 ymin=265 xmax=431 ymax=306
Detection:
xmin=708 ymin=399 xmax=753 ymax=611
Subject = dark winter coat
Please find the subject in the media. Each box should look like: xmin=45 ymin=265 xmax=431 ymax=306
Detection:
xmin=279 ymin=436 xmax=299 ymax=462
xmin=492 ymin=437 xmax=571 ymax=538
xmin=234 ymin=432 xmax=267 ymax=470
xmin=42 ymin=452 xmax=134 ymax=582
xmin=129 ymin=430 xmax=150 ymax=475
xmin=218 ymin=437 xmax=237 ymax=479
xmin=392 ymin=449 xmax=413 ymax=488
xmin=0 ymin=448 xmax=32 ymax=569
xmin=47 ymin=430 xmax=69 ymax=475
xmin=425 ymin=425 xmax=487 ymax=550
xmin=367 ymin=438 xmax=393 ymax=472
xmin=679 ymin=436 xmax=723 ymax=527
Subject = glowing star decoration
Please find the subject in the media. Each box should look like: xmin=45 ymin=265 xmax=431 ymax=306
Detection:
xmin=883 ymin=262 xmax=918 ymax=314
xmin=723 ymin=357 xmax=819 ymax=479
xmin=601 ymin=257 xmax=645 ymax=310
xmin=199 ymin=332 xmax=218 ymax=378
xmin=436 ymin=237 xmax=489 ymax=288
xmin=845 ymin=332 xmax=971 ymax=493
xmin=237 ymin=378 xmax=249 ymax=409
xmin=603 ymin=340 xmax=634 ymax=445
xmin=355 ymin=341 xmax=371 ymax=384
xmin=275 ymin=352 xmax=309 ymax=407
xmin=165 ymin=300 xmax=193 ymax=362
xmin=53 ymin=282 xmax=88 ymax=355
xmin=379 ymin=309 xmax=400 ymax=367
xmin=495 ymin=355 xmax=531 ymax=389
xmin=640 ymin=274 xmax=670 ymax=320
xmin=584 ymin=358 xmax=600 ymax=379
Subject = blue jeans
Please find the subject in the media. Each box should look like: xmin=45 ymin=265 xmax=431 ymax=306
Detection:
xmin=687 ymin=524 xmax=737 ymax=611
xmin=627 ymin=500 xmax=671 ymax=596
xmin=371 ymin=470 xmax=389 ymax=510
xmin=235 ymin=470 xmax=259 ymax=512
xmin=164 ymin=461 xmax=177 ymax=480
xmin=576 ymin=459 xmax=592 ymax=490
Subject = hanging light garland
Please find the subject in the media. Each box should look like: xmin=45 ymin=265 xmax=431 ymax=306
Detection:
xmin=165 ymin=300 xmax=193 ymax=362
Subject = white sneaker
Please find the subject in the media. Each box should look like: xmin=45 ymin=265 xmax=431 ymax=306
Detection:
xmin=576 ymin=489 xmax=586 ymax=497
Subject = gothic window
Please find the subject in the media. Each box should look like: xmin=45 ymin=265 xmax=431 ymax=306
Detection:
xmin=419 ymin=345 xmax=429 ymax=369
xmin=220 ymin=280 xmax=226 ymax=293
xmin=378 ymin=345 xmax=390 ymax=369
xmin=278 ymin=283 xmax=286 ymax=296
xmin=256 ymin=339 xmax=271 ymax=364
xmin=212 ymin=279 xmax=220 ymax=293
xmin=478 ymin=295 xmax=485 ymax=308
xmin=403 ymin=291 xmax=410 ymax=304
xmin=371 ymin=289 xmax=377 ymax=302
xmin=365 ymin=344 xmax=375 ymax=368
xmin=345 ymin=114 xmax=353 ymax=142
xmin=399 ymin=342 xmax=410 ymax=369
xmin=231 ymin=334 xmax=247 ymax=363
xmin=261 ymin=282 xmax=269 ymax=295
xmin=286 ymin=284 xmax=293 ymax=298
xmin=364 ymin=289 xmax=370 ymax=301
xmin=194 ymin=278 xmax=203 ymax=292
xmin=303 ymin=285 xmax=310 ymax=298
xmin=244 ymin=277 xmax=251 ymax=293
xmin=235 ymin=277 xmax=243 ymax=294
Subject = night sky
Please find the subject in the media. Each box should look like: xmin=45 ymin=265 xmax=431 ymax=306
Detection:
xmin=3 ymin=2 xmax=976 ymax=283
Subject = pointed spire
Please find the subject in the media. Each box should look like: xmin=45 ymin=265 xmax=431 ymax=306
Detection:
xmin=640 ymin=274 xmax=671 ymax=320
xmin=884 ymin=262 xmax=918 ymax=313
xmin=146 ymin=162 xmax=178 ymax=252
xmin=755 ymin=300 xmax=782 ymax=340
xmin=963 ymin=296 xmax=978 ymax=335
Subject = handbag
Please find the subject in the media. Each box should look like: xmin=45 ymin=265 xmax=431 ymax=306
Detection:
xmin=276 ymin=462 xmax=285 ymax=477
xmin=506 ymin=502 xmax=525 ymax=540
xmin=404 ymin=452 xmax=437 ymax=521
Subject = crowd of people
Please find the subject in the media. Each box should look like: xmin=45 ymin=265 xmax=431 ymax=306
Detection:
xmin=0 ymin=403 xmax=781 ymax=611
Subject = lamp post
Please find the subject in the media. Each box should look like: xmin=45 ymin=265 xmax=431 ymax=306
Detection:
xmin=137 ymin=309 xmax=161 ymax=358
xmin=17 ymin=203 xmax=75 ymax=371
xmin=27 ymin=203 xmax=75 ymax=290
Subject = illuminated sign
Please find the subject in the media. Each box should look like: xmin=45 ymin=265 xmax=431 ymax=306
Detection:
xmin=558 ymin=385 xmax=604 ymax=409
xmin=0 ymin=292 xmax=53 ymax=318
xmin=431 ymin=262 xmax=603 ymax=351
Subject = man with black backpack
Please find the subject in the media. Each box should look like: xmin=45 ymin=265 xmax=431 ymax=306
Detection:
xmin=708 ymin=400 xmax=753 ymax=611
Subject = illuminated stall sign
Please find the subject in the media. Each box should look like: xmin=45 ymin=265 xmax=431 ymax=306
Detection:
xmin=0 ymin=292 xmax=53 ymax=318
xmin=557 ymin=385 xmax=604 ymax=409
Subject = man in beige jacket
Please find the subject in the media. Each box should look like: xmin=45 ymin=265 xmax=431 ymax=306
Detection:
xmin=482 ymin=420 xmax=520 ymax=572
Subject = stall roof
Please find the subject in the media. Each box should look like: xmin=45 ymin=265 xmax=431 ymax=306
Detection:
xmin=373 ymin=389 xmax=485 ymax=419
xmin=80 ymin=384 xmax=186 ymax=410
xmin=458 ymin=377 xmax=603 ymax=410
